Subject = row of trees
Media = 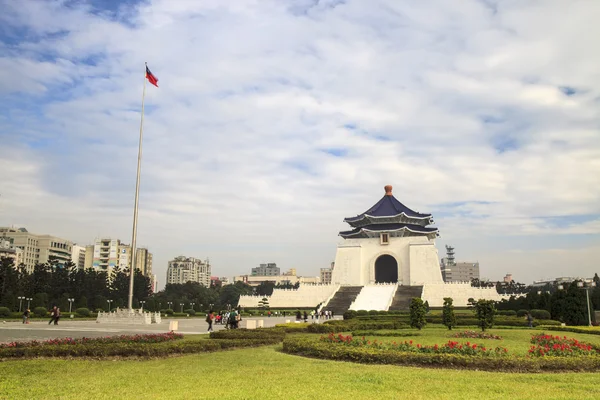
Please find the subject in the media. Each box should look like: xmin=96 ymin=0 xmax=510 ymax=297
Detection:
xmin=0 ymin=257 xmax=257 ymax=314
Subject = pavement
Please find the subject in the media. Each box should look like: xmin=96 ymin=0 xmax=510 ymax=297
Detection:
xmin=0 ymin=316 xmax=338 ymax=343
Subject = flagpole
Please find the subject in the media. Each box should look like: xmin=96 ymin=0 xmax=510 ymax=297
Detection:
xmin=128 ymin=62 xmax=147 ymax=310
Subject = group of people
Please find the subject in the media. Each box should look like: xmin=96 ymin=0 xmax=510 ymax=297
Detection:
xmin=205 ymin=310 xmax=241 ymax=331
xmin=20 ymin=306 xmax=61 ymax=325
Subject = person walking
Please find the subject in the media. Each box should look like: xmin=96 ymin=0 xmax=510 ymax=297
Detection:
xmin=48 ymin=306 xmax=57 ymax=325
xmin=54 ymin=307 xmax=61 ymax=325
xmin=206 ymin=311 xmax=214 ymax=332
xmin=23 ymin=309 xmax=30 ymax=324
xmin=526 ymin=312 xmax=534 ymax=328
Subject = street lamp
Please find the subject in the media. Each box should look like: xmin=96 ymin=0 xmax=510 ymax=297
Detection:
xmin=18 ymin=296 xmax=25 ymax=312
xmin=180 ymin=303 xmax=184 ymax=313
xmin=209 ymin=303 xmax=214 ymax=312
xmin=189 ymin=302 xmax=195 ymax=311
xmin=140 ymin=301 xmax=146 ymax=311
xmin=68 ymin=298 xmax=75 ymax=314
xmin=167 ymin=301 xmax=173 ymax=311
xmin=107 ymin=299 xmax=113 ymax=312
xmin=577 ymin=281 xmax=596 ymax=327
xmin=26 ymin=298 xmax=32 ymax=309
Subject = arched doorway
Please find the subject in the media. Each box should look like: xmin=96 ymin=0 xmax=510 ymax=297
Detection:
xmin=375 ymin=255 xmax=398 ymax=283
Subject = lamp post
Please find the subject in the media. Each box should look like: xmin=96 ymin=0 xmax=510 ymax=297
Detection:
xmin=209 ymin=303 xmax=214 ymax=312
xmin=18 ymin=296 xmax=25 ymax=312
xmin=577 ymin=281 xmax=596 ymax=327
xmin=107 ymin=299 xmax=113 ymax=312
xmin=140 ymin=300 xmax=146 ymax=311
xmin=180 ymin=303 xmax=184 ymax=313
xmin=189 ymin=302 xmax=195 ymax=311
xmin=68 ymin=298 xmax=75 ymax=314
xmin=167 ymin=301 xmax=173 ymax=311
xmin=26 ymin=298 xmax=32 ymax=309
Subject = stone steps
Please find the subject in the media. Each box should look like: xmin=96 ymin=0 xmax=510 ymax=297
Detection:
xmin=322 ymin=286 xmax=363 ymax=314
xmin=388 ymin=285 xmax=423 ymax=311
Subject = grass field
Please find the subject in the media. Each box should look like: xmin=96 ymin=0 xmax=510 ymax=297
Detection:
xmin=1 ymin=328 xmax=600 ymax=399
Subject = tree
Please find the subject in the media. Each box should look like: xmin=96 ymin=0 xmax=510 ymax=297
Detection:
xmin=442 ymin=297 xmax=456 ymax=330
xmin=470 ymin=299 xmax=496 ymax=331
xmin=258 ymin=297 xmax=270 ymax=310
xmin=409 ymin=297 xmax=427 ymax=330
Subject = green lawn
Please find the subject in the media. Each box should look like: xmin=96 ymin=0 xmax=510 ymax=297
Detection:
xmin=2 ymin=328 xmax=600 ymax=399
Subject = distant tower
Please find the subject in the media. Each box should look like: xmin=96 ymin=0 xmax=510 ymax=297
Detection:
xmin=445 ymin=245 xmax=455 ymax=266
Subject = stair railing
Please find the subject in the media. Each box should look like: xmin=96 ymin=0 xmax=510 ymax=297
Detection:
xmin=385 ymin=283 xmax=399 ymax=311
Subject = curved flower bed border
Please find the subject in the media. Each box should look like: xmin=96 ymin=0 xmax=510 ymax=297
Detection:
xmin=282 ymin=336 xmax=600 ymax=373
xmin=529 ymin=333 xmax=600 ymax=357
xmin=0 ymin=332 xmax=183 ymax=349
xmin=452 ymin=331 xmax=502 ymax=340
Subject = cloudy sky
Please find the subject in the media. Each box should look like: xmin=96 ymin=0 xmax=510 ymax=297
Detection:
xmin=1 ymin=0 xmax=599 ymax=288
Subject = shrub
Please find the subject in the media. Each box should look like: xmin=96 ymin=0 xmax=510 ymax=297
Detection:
xmin=75 ymin=308 xmax=91 ymax=317
xmin=409 ymin=298 xmax=427 ymax=330
xmin=0 ymin=307 xmax=11 ymax=317
xmin=497 ymin=310 xmax=517 ymax=316
xmin=352 ymin=330 xmax=420 ymax=337
xmin=452 ymin=330 xmax=502 ymax=340
xmin=530 ymin=309 xmax=551 ymax=320
xmin=307 ymin=324 xmax=338 ymax=333
xmin=0 ymin=332 xmax=183 ymax=349
xmin=164 ymin=309 xmax=174 ymax=316
xmin=442 ymin=298 xmax=456 ymax=330
xmin=517 ymin=309 xmax=528 ymax=317
xmin=274 ymin=323 xmax=310 ymax=333
xmin=33 ymin=307 xmax=48 ymax=317
xmin=184 ymin=309 xmax=196 ymax=316
xmin=209 ymin=328 xmax=286 ymax=340
xmin=368 ymin=310 xmax=379 ymax=315
xmin=470 ymin=299 xmax=496 ymax=331
xmin=343 ymin=310 xmax=357 ymax=320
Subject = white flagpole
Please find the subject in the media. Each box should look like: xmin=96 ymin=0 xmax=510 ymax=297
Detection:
xmin=128 ymin=62 xmax=148 ymax=310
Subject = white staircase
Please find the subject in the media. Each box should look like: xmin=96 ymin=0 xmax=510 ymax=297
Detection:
xmin=349 ymin=284 xmax=398 ymax=311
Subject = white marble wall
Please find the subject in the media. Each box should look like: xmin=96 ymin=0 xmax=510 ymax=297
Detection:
xmin=238 ymin=284 xmax=340 ymax=308
xmin=422 ymin=283 xmax=514 ymax=307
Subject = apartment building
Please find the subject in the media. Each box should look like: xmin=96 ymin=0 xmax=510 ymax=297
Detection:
xmin=0 ymin=227 xmax=73 ymax=272
xmin=166 ymin=256 xmax=211 ymax=286
xmin=71 ymin=245 xmax=86 ymax=269
xmin=251 ymin=263 xmax=280 ymax=276
xmin=0 ymin=237 xmax=23 ymax=266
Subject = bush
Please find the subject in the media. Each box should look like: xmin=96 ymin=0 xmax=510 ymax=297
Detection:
xmin=184 ymin=309 xmax=196 ymax=316
xmin=274 ymin=323 xmax=310 ymax=333
xmin=0 ymin=307 xmax=11 ymax=317
xmin=343 ymin=310 xmax=357 ymax=320
xmin=409 ymin=298 xmax=427 ymax=330
xmin=497 ymin=310 xmax=517 ymax=316
xmin=517 ymin=309 xmax=528 ymax=317
xmin=470 ymin=299 xmax=496 ymax=331
xmin=530 ymin=309 xmax=551 ymax=320
xmin=33 ymin=307 xmax=48 ymax=317
xmin=164 ymin=309 xmax=174 ymax=316
xmin=356 ymin=310 xmax=368 ymax=316
xmin=307 ymin=324 xmax=338 ymax=333
xmin=209 ymin=328 xmax=286 ymax=340
xmin=368 ymin=310 xmax=380 ymax=315
xmin=75 ymin=308 xmax=91 ymax=317
xmin=442 ymin=298 xmax=456 ymax=330
xmin=352 ymin=330 xmax=420 ymax=337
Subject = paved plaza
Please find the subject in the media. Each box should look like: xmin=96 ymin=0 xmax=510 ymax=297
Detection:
xmin=0 ymin=316 xmax=338 ymax=342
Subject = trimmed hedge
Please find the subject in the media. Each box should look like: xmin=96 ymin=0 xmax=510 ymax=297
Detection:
xmin=352 ymin=330 xmax=421 ymax=337
xmin=0 ymin=338 xmax=280 ymax=359
xmin=282 ymin=336 xmax=600 ymax=372
xmin=209 ymin=328 xmax=286 ymax=340
xmin=0 ymin=307 xmax=11 ymax=317
xmin=497 ymin=310 xmax=517 ymax=316
xmin=75 ymin=308 xmax=91 ymax=317
xmin=540 ymin=326 xmax=600 ymax=336
xmin=530 ymin=309 xmax=551 ymax=320
xmin=33 ymin=307 xmax=48 ymax=317
xmin=327 ymin=317 xmax=560 ymax=330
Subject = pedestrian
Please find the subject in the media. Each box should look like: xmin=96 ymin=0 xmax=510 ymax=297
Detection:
xmin=48 ymin=306 xmax=57 ymax=325
xmin=54 ymin=307 xmax=61 ymax=325
xmin=206 ymin=310 xmax=214 ymax=332
xmin=23 ymin=308 xmax=30 ymax=324
xmin=303 ymin=311 xmax=308 ymax=322
xmin=526 ymin=312 xmax=534 ymax=328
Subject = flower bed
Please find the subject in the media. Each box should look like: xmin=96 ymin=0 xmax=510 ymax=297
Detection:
xmin=320 ymin=333 xmax=508 ymax=356
xmin=0 ymin=332 xmax=182 ymax=349
xmin=452 ymin=331 xmax=502 ymax=340
xmin=282 ymin=336 xmax=600 ymax=372
xmin=528 ymin=333 xmax=600 ymax=357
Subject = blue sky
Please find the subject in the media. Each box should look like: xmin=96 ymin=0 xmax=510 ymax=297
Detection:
xmin=1 ymin=0 xmax=599 ymax=287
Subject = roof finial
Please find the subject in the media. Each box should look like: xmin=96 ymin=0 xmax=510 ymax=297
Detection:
xmin=384 ymin=185 xmax=393 ymax=196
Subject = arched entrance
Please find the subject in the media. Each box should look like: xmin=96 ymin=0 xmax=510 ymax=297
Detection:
xmin=375 ymin=255 xmax=398 ymax=283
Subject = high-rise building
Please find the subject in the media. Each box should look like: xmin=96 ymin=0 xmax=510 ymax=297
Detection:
xmin=440 ymin=245 xmax=480 ymax=283
xmin=320 ymin=262 xmax=334 ymax=284
xmin=89 ymin=238 xmax=152 ymax=276
xmin=71 ymin=245 xmax=86 ymax=269
xmin=251 ymin=263 xmax=280 ymax=276
xmin=84 ymin=245 xmax=94 ymax=269
xmin=0 ymin=237 xmax=23 ymax=267
xmin=166 ymin=256 xmax=211 ymax=286
xmin=117 ymin=245 xmax=153 ymax=276
xmin=0 ymin=227 xmax=73 ymax=272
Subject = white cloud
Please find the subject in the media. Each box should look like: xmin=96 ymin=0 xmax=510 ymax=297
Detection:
xmin=0 ymin=0 xmax=599 ymax=287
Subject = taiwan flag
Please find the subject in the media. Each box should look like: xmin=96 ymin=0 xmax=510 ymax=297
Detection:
xmin=146 ymin=65 xmax=158 ymax=87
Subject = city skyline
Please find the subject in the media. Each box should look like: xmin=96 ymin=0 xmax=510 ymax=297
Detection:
xmin=1 ymin=0 xmax=599 ymax=289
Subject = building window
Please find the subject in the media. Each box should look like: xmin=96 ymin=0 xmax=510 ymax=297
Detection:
xmin=380 ymin=233 xmax=389 ymax=245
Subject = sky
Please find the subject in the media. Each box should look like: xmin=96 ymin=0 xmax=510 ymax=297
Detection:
xmin=0 ymin=0 xmax=599 ymax=289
